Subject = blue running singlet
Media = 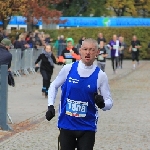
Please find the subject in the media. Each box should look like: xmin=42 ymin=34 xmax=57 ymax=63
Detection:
xmin=58 ymin=62 xmax=100 ymax=131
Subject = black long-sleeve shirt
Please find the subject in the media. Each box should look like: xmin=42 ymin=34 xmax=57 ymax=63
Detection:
xmin=131 ymin=40 xmax=141 ymax=51
xmin=14 ymin=40 xmax=28 ymax=51
xmin=35 ymin=53 xmax=56 ymax=72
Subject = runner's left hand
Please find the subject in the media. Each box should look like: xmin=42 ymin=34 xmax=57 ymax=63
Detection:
xmin=94 ymin=94 xmax=105 ymax=109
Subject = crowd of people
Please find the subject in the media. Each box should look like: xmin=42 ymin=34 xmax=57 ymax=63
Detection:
xmin=0 ymin=30 xmax=141 ymax=73
xmin=96 ymin=32 xmax=142 ymax=73
xmin=0 ymin=29 xmax=144 ymax=96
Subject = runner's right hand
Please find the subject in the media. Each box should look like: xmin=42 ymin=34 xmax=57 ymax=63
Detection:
xmin=35 ymin=64 xmax=39 ymax=67
xmin=46 ymin=105 xmax=55 ymax=121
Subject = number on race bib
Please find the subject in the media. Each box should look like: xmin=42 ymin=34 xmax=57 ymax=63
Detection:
xmin=113 ymin=45 xmax=118 ymax=49
xmin=98 ymin=55 xmax=104 ymax=61
xmin=65 ymin=59 xmax=72 ymax=64
xmin=66 ymin=99 xmax=88 ymax=117
xmin=132 ymin=48 xmax=137 ymax=52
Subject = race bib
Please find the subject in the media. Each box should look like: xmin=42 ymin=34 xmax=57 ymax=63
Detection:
xmin=113 ymin=45 xmax=118 ymax=49
xmin=98 ymin=55 xmax=104 ymax=61
xmin=65 ymin=59 xmax=72 ymax=64
xmin=66 ymin=99 xmax=88 ymax=117
xmin=132 ymin=48 xmax=137 ymax=52
xmin=64 ymin=53 xmax=73 ymax=59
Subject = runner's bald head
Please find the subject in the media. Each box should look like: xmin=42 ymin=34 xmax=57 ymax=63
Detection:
xmin=82 ymin=38 xmax=98 ymax=50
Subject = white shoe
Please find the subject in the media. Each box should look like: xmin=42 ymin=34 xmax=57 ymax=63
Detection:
xmin=132 ymin=64 xmax=136 ymax=70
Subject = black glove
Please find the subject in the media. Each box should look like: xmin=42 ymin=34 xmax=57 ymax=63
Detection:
xmin=94 ymin=94 xmax=105 ymax=109
xmin=35 ymin=67 xmax=39 ymax=72
xmin=46 ymin=105 xmax=55 ymax=121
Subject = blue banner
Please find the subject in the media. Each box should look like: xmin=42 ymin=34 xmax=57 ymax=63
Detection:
xmin=0 ymin=16 xmax=150 ymax=27
xmin=59 ymin=17 xmax=150 ymax=27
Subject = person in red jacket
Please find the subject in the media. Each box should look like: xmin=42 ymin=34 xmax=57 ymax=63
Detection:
xmin=58 ymin=38 xmax=80 ymax=64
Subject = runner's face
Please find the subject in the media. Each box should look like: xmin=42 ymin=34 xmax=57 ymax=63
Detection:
xmin=79 ymin=42 xmax=99 ymax=66
xmin=67 ymin=41 xmax=72 ymax=48
xmin=113 ymin=35 xmax=117 ymax=41
xmin=133 ymin=36 xmax=137 ymax=41
xmin=45 ymin=45 xmax=51 ymax=52
xmin=119 ymin=37 xmax=123 ymax=42
xmin=98 ymin=33 xmax=103 ymax=38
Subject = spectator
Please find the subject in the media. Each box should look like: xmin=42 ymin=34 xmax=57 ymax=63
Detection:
xmin=79 ymin=36 xmax=85 ymax=45
xmin=45 ymin=34 xmax=53 ymax=44
xmin=0 ymin=38 xmax=12 ymax=70
xmin=57 ymin=35 xmax=66 ymax=57
xmin=27 ymin=37 xmax=35 ymax=48
xmin=0 ymin=29 xmax=4 ymax=42
xmin=53 ymin=36 xmax=60 ymax=53
xmin=14 ymin=34 xmax=29 ymax=58
xmin=3 ymin=30 xmax=9 ymax=39
xmin=77 ymin=36 xmax=86 ymax=51
xmin=35 ymin=33 xmax=42 ymax=46
xmin=97 ymin=32 xmax=106 ymax=45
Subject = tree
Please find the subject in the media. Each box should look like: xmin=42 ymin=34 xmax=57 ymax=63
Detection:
xmin=0 ymin=0 xmax=28 ymax=29
xmin=0 ymin=0 xmax=64 ymax=31
xmin=56 ymin=0 xmax=109 ymax=17
xmin=105 ymin=0 xmax=150 ymax=17
xmin=134 ymin=0 xmax=150 ymax=17
xmin=22 ymin=0 xmax=64 ymax=31
xmin=105 ymin=0 xmax=137 ymax=16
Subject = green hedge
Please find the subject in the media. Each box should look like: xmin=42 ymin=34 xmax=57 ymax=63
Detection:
xmin=11 ymin=27 xmax=150 ymax=59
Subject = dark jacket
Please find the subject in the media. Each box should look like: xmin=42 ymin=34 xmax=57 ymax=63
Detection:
xmin=35 ymin=53 xmax=56 ymax=72
xmin=79 ymin=39 xmax=84 ymax=45
xmin=14 ymin=40 xmax=28 ymax=51
xmin=0 ymin=45 xmax=12 ymax=69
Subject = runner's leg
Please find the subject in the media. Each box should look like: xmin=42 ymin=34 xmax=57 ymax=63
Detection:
xmin=40 ymin=69 xmax=47 ymax=95
xmin=77 ymin=131 xmax=95 ymax=150
xmin=111 ymin=56 xmax=115 ymax=72
xmin=60 ymin=129 xmax=77 ymax=150
xmin=132 ymin=52 xmax=136 ymax=69
xmin=120 ymin=54 xmax=124 ymax=68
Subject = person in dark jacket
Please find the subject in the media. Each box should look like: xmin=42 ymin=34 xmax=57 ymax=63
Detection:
xmin=57 ymin=35 xmax=66 ymax=57
xmin=14 ymin=34 xmax=30 ymax=59
xmin=0 ymin=38 xmax=12 ymax=70
xmin=35 ymin=45 xmax=57 ymax=98
xmin=79 ymin=36 xmax=85 ymax=45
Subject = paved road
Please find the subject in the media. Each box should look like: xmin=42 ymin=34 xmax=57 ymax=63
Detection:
xmin=0 ymin=60 xmax=150 ymax=150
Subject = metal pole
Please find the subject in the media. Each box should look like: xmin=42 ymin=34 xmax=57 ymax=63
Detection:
xmin=0 ymin=65 xmax=12 ymax=130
